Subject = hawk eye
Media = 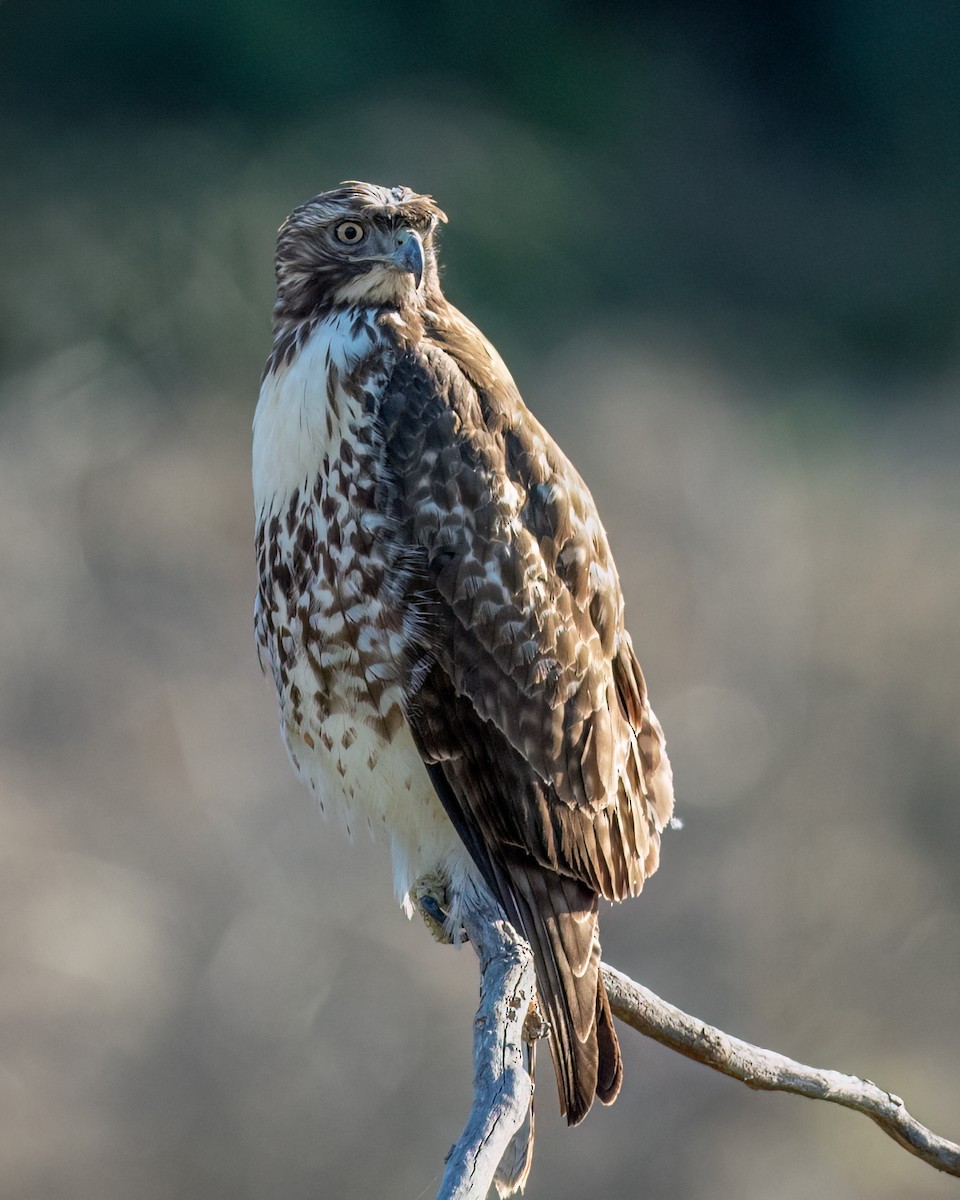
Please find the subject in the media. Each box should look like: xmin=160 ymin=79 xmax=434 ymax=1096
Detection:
xmin=335 ymin=221 xmax=366 ymax=245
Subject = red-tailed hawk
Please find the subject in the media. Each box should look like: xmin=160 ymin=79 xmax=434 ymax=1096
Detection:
xmin=253 ymin=182 xmax=673 ymax=1179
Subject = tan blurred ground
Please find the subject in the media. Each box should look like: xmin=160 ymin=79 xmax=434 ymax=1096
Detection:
xmin=0 ymin=325 xmax=957 ymax=1200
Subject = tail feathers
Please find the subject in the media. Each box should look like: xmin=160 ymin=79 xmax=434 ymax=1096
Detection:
xmin=595 ymin=967 xmax=623 ymax=1105
xmin=505 ymin=862 xmax=622 ymax=1125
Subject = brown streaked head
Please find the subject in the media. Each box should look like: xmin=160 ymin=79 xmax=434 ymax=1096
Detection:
xmin=273 ymin=181 xmax=448 ymax=320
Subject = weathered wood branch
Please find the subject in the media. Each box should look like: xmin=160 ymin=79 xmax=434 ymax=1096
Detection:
xmin=602 ymin=963 xmax=960 ymax=1179
xmin=435 ymin=882 xmax=537 ymax=1200
xmin=434 ymin=883 xmax=959 ymax=1198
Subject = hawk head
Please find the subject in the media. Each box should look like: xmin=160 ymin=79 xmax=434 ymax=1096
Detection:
xmin=273 ymin=181 xmax=447 ymax=321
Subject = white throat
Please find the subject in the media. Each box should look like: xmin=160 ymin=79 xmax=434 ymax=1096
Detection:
xmin=252 ymin=309 xmax=390 ymax=520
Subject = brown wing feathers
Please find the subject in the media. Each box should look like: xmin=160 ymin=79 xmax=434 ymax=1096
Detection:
xmin=380 ymin=304 xmax=672 ymax=1123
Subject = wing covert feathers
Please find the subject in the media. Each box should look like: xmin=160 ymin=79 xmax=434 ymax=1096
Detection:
xmin=380 ymin=298 xmax=673 ymax=1122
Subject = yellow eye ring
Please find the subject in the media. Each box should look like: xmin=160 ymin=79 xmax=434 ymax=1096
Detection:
xmin=335 ymin=221 xmax=366 ymax=244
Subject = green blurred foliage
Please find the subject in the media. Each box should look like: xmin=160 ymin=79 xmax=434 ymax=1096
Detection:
xmin=2 ymin=0 xmax=960 ymax=395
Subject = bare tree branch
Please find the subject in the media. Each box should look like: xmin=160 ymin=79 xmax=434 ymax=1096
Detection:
xmin=432 ymin=890 xmax=958 ymax=1198
xmin=602 ymin=963 xmax=960 ymax=1179
xmin=435 ymin=883 xmax=537 ymax=1200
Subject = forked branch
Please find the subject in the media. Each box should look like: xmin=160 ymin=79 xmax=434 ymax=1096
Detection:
xmin=434 ymin=885 xmax=959 ymax=1199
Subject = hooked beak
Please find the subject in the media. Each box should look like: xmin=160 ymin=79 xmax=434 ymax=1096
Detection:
xmin=390 ymin=228 xmax=424 ymax=289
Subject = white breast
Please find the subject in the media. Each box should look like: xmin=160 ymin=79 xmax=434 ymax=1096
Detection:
xmin=253 ymin=310 xmax=471 ymax=913
xmin=253 ymin=311 xmax=378 ymax=520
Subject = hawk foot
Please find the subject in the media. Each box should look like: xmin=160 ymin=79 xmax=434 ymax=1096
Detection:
xmin=413 ymin=871 xmax=468 ymax=944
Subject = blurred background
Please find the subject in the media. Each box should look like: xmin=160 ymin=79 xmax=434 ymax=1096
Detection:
xmin=1 ymin=3 xmax=958 ymax=1198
